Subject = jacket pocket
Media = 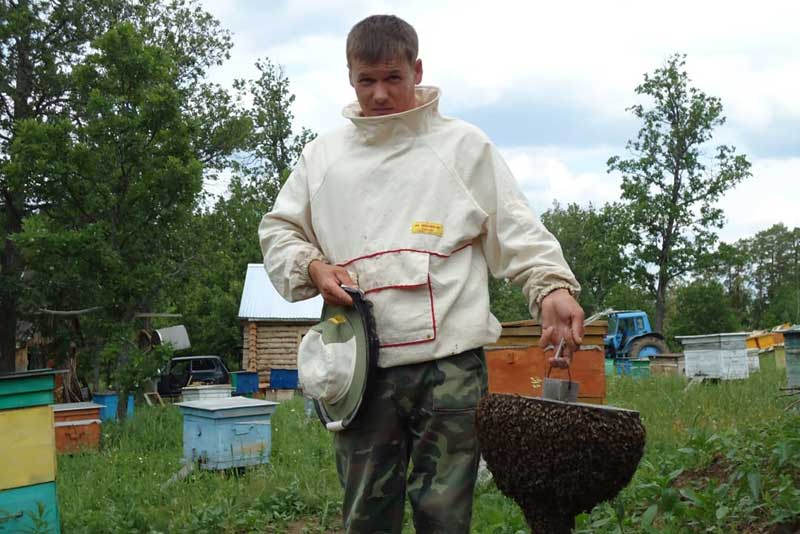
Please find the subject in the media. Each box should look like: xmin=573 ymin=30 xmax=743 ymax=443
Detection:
xmin=347 ymin=250 xmax=435 ymax=347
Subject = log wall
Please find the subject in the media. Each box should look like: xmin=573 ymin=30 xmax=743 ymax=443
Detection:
xmin=242 ymin=321 xmax=315 ymax=387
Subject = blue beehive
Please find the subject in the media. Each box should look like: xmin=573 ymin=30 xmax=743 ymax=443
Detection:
xmin=92 ymin=392 xmax=134 ymax=421
xmin=175 ymin=397 xmax=278 ymax=470
xmin=269 ymin=368 xmax=298 ymax=389
xmin=231 ymin=371 xmax=259 ymax=395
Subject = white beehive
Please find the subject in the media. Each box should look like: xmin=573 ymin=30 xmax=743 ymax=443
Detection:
xmin=746 ymin=348 xmax=760 ymax=373
xmin=677 ymin=333 xmax=749 ymax=380
xmin=181 ymin=384 xmax=232 ymax=401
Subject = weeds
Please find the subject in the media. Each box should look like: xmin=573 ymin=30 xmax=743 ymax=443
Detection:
xmin=58 ymin=363 xmax=799 ymax=532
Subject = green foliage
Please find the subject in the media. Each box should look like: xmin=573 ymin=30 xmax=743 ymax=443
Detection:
xmin=0 ymin=0 xmax=109 ymax=371
xmin=98 ymin=328 xmax=172 ymax=393
xmin=488 ymin=276 xmax=530 ymax=322
xmin=541 ymin=201 xmax=639 ymax=315
xmin=12 ymin=22 xmax=202 ymax=324
xmin=604 ymin=284 xmax=656 ymax=320
xmin=665 ymin=280 xmax=740 ymax=339
xmin=169 ymin=60 xmax=315 ymax=362
xmin=608 ymin=53 xmax=751 ymax=332
xmin=56 ymin=367 xmax=799 ymax=532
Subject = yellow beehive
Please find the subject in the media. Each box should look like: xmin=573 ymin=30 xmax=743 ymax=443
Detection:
xmin=0 ymin=405 xmax=57 ymax=490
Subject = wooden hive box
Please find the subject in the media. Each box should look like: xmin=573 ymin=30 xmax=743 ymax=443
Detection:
xmin=53 ymin=402 xmax=102 ymax=454
xmin=677 ymin=333 xmax=749 ymax=380
xmin=489 ymin=320 xmax=608 ymax=348
xmin=784 ymin=327 xmax=800 ymax=389
xmin=649 ymin=353 xmax=686 ymax=377
xmin=485 ymin=320 xmax=608 ymax=404
xmin=175 ymin=397 xmax=279 ymax=470
xmin=0 ymin=369 xmax=61 ymax=533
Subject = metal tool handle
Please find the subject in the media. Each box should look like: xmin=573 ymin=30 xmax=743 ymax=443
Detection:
xmin=545 ymin=338 xmax=572 ymax=383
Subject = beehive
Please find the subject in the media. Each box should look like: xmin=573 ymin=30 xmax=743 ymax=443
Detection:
xmin=677 ymin=333 xmax=749 ymax=380
xmin=181 ymin=384 xmax=232 ymax=401
xmin=91 ymin=391 xmax=134 ymax=421
xmin=53 ymin=402 xmax=102 ymax=453
xmin=746 ymin=348 xmax=760 ymax=374
xmin=783 ymin=327 xmax=800 ymax=389
xmin=649 ymin=353 xmax=686 ymax=376
xmin=490 ymin=320 xmax=608 ymax=348
xmin=614 ymin=358 xmax=651 ymax=378
xmin=176 ymin=397 xmax=278 ymax=470
xmin=485 ymin=320 xmax=608 ymax=404
xmin=231 ymin=371 xmax=259 ymax=395
xmin=0 ymin=369 xmax=61 ymax=533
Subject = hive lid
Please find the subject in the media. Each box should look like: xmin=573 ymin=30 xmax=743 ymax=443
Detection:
xmin=53 ymin=402 xmax=103 ymax=411
xmin=176 ymin=396 xmax=278 ymax=412
xmin=675 ymin=332 xmax=748 ymax=340
xmin=0 ymin=368 xmax=65 ymax=380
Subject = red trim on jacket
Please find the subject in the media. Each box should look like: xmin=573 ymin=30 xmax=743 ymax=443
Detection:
xmin=336 ymin=243 xmax=472 ymax=267
xmin=336 ymin=245 xmax=470 ymax=349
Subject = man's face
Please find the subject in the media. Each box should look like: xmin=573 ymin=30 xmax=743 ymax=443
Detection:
xmin=349 ymin=56 xmax=423 ymax=117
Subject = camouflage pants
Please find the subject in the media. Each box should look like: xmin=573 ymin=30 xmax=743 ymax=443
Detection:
xmin=334 ymin=348 xmax=488 ymax=534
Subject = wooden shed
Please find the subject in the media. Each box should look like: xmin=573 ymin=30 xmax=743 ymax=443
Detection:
xmin=238 ymin=264 xmax=323 ymax=389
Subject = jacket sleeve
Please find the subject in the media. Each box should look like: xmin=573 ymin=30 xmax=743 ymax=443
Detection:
xmin=461 ymin=139 xmax=580 ymax=319
xmin=258 ymin=152 xmax=326 ymax=302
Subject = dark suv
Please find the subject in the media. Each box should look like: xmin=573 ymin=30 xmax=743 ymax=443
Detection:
xmin=157 ymin=356 xmax=230 ymax=397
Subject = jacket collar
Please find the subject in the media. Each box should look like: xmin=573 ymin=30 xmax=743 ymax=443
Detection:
xmin=342 ymin=86 xmax=441 ymax=143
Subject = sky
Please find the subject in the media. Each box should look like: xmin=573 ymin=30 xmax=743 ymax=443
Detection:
xmin=200 ymin=0 xmax=799 ymax=243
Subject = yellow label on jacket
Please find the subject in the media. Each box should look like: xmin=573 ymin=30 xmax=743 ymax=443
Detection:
xmin=411 ymin=222 xmax=444 ymax=237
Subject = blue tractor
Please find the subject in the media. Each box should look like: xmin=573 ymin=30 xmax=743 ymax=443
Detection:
xmin=604 ymin=310 xmax=668 ymax=359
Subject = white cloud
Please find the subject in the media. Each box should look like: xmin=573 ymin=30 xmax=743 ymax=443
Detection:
xmin=200 ymin=0 xmax=800 ymax=240
xmin=717 ymin=158 xmax=800 ymax=242
xmin=500 ymin=146 xmax=621 ymax=215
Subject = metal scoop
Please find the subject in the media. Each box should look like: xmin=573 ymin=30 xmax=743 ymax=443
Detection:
xmin=542 ymin=339 xmax=579 ymax=402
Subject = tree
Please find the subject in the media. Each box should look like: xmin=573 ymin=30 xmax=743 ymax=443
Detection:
xmin=0 ymin=0 xmax=107 ymax=371
xmin=741 ymin=224 xmax=800 ymax=327
xmin=169 ymin=59 xmax=315 ymax=364
xmin=0 ymin=0 xmax=248 ymax=372
xmin=10 ymin=22 xmax=204 ymax=414
xmin=666 ymin=280 xmax=740 ymax=338
xmin=711 ymin=241 xmax=752 ymax=328
xmin=541 ymin=202 xmax=638 ymax=315
xmin=488 ymin=276 xmax=530 ymax=322
xmin=607 ymin=53 xmax=751 ymax=332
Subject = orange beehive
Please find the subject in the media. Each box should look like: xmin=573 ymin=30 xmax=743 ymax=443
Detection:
xmin=53 ymin=402 xmax=102 ymax=453
xmin=485 ymin=320 xmax=608 ymax=404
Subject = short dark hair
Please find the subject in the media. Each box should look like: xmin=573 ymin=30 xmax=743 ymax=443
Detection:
xmin=346 ymin=15 xmax=418 ymax=68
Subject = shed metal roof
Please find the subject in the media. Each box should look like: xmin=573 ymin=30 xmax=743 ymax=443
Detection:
xmin=238 ymin=263 xmax=322 ymax=322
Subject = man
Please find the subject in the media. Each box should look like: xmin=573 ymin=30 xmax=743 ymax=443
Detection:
xmin=259 ymin=14 xmax=584 ymax=533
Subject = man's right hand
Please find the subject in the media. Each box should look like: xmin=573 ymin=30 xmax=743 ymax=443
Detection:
xmin=308 ymin=260 xmax=356 ymax=306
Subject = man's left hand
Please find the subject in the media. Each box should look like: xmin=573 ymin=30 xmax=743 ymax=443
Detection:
xmin=538 ymin=288 xmax=585 ymax=368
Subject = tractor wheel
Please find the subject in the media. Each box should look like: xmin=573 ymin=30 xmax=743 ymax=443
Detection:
xmin=629 ymin=336 xmax=669 ymax=359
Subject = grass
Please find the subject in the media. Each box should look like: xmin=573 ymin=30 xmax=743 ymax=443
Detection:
xmin=56 ymin=362 xmax=800 ymax=533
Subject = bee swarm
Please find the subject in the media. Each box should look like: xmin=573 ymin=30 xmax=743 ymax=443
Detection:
xmin=476 ymin=394 xmax=646 ymax=533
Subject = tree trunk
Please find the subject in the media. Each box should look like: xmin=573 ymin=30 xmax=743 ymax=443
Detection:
xmin=0 ymin=0 xmax=34 ymax=373
xmin=0 ymin=203 xmax=23 ymax=373
xmin=655 ymin=272 xmax=668 ymax=334
xmin=0 ymin=297 xmax=17 ymax=373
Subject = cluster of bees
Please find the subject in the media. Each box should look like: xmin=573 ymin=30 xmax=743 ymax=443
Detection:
xmin=476 ymin=394 xmax=646 ymax=533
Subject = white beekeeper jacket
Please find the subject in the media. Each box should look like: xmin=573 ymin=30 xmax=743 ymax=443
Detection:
xmin=259 ymin=86 xmax=580 ymax=368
